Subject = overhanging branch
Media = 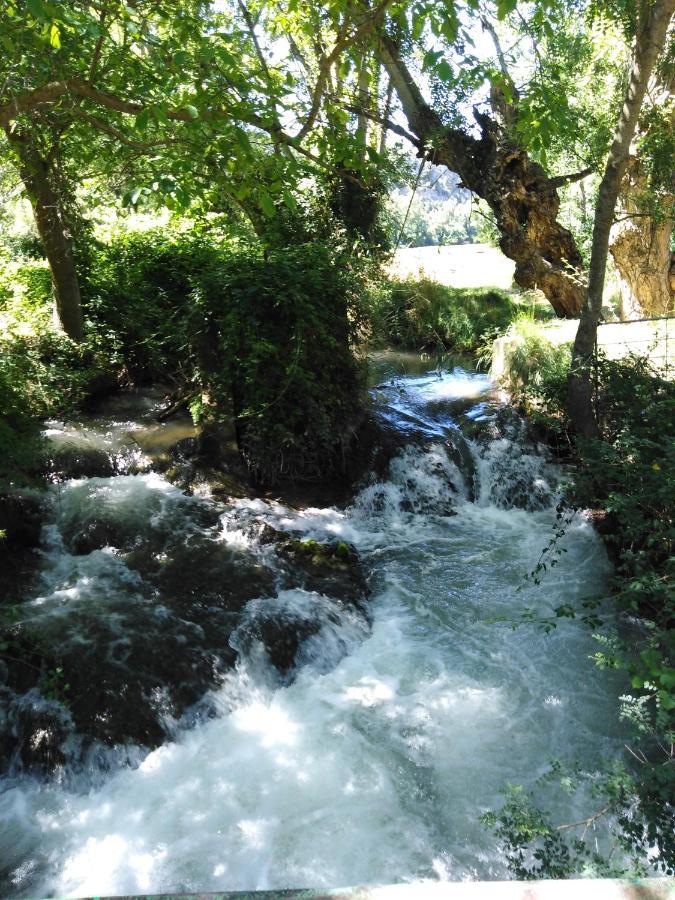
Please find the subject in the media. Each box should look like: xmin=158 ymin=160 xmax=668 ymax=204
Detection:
xmin=549 ymin=165 xmax=595 ymax=187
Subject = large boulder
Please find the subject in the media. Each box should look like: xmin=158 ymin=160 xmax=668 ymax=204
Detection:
xmin=0 ymin=490 xmax=45 ymax=549
xmin=47 ymin=446 xmax=116 ymax=481
xmin=273 ymin=537 xmax=369 ymax=607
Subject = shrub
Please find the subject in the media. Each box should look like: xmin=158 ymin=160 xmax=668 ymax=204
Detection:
xmin=82 ymin=226 xmax=232 ymax=380
xmin=0 ymin=248 xmax=119 ymax=422
xmin=0 ymin=226 xmax=371 ymax=486
xmin=190 ymin=242 xmax=368 ymax=484
xmin=0 ymin=365 xmax=43 ymax=485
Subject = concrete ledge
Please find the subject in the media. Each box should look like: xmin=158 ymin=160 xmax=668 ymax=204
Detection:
xmin=102 ymin=878 xmax=674 ymax=900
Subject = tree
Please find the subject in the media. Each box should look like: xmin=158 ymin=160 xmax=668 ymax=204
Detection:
xmin=269 ymin=0 xmax=605 ymax=318
xmin=4 ymin=123 xmax=85 ymax=340
xmin=0 ymin=1 xmax=401 ymax=337
xmin=377 ymin=32 xmax=587 ymax=317
xmin=609 ymin=62 xmax=675 ymax=318
xmin=0 ymin=1 xmax=213 ymax=340
xmin=567 ymin=0 xmax=675 ymax=437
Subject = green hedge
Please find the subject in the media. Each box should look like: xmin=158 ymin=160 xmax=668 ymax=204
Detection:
xmin=189 ymin=242 xmax=367 ymax=484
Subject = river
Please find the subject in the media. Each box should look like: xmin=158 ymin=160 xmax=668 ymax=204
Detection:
xmin=0 ymin=362 xmax=624 ymax=896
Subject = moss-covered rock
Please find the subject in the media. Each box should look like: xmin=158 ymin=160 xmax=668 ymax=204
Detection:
xmin=274 ymin=536 xmax=369 ymax=607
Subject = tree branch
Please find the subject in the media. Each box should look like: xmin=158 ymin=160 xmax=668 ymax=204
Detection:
xmin=0 ymin=75 xmax=366 ymax=186
xmin=88 ymin=5 xmax=111 ymax=83
xmin=481 ymin=16 xmax=519 ymax=124
xmin=549 ymin=165 xmax=595 ymax=188
xmin=481 ymin=17 xmax=510 ymax=79
xmin=556 ymin=804 xmax=611 ymax=840
xmin=295 ymin=0 xmax=395 ymax=141
xmin=75 ymin=110 xmax=174 ymax=149
xmin=341 ymin=99 xmax=419 ymax=147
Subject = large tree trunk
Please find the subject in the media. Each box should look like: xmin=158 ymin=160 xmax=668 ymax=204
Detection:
xmin=379 ymin=38 xmax=585 ymax=318
xmin=610 ymin=166 xmax=674 ymax=319
xmin=6 ymin=130 xmax=84 ymax=342
xmin=609 ymin=65 xmax=675 ymax=320
xmin=567 ymin=0 xmax=675 ymax=438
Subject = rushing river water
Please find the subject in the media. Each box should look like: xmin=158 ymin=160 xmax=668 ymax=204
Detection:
xmin=0 ymin=365 xmax=624 ymax=896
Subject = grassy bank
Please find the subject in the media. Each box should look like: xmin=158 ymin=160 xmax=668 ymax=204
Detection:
xmin=371 ymin=275 xmax=525 ymax=355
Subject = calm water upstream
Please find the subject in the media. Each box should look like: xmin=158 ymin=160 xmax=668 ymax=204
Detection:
xmin=0 ymin=365 xmax=624 ymax=896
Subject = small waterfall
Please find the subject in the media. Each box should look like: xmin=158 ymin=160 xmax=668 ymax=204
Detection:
xmin=0 ymin=371 xmax=623 ymax=897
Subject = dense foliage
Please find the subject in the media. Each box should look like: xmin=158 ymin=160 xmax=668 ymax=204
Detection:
xmin=373 ymin=277 xmax=518 ymax=353
xmin=485 ymin=349 xmax=675 ymax=876
xmin=0 ymin=226 xmax=370 ymax=487
xmin=188 ymin=242 xmax=368 ymax=483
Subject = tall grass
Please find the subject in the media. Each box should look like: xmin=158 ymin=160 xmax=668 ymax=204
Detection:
xmin=371 ymin=275 xmax=519 ymax=353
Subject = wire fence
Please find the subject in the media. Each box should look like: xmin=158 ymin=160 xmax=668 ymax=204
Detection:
xmin=594 ymin=315 xmax=673 ymax=379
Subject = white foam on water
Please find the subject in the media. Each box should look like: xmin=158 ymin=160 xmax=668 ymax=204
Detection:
xmin=0 ymin=377 xmax=625 ymax=897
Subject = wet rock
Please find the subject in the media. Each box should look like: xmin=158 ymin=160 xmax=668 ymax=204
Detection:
xmin=164 ymin=439 xmax=251 ymax=501
xmin=460 ymin=402 xmax=525 ymax=444
xmin=443 ymin=429 xmax=477 ymax=502
xmin=67 ymin=517 xmax=141 ymax=554
xmin=0 ymin=492 xmax=45 ymax=604
xmin=0 ymin=669 xmax=72 ymax=776
xmin=0 ymin=522 xmax=279 ymax=774
xmin=241 ymin=606 xmax=321 ymax=673
xmin=0 ymin=490 xmax=45 ymax=549
xmin=463 ymin=407 xmax=558 ymax=511
xmin=232 ymin=590 xmax=369 ymax=677
xmin=274 ymin=537 xmax=369 ymax=607
xmin=13 ymin=696 xmax=69 ymax=773
xmin=171 ymin=436 xmax=200 ymax=461
xmin=226 ymin=533 xmax=371 ymax=676
xmin=255 ymin=522 xmax=290 ymax=545
xmin=128 ymin=532 xmax=276 ymax=613
xmin=47 ymin=446 xmax=116 ymax=481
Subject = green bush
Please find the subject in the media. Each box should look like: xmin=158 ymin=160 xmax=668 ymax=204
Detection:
xmin=83 ymin=228 xmax=370 ymax=483
xmin=190 ymin=242 xmax=367 ymax=484
xmin=82 ymin=226 xmax=233 ymax=380
xmin=504 ymin=324 xmax=571 ymax=390
xmin=372 ymin=276 xmax=518 ymax=353
xmin=0 ymin=365 xmax=43 ymax=485
xmin=0 ymin=226 xmax=370 ymax=485
xmin=485 ymin=352 xmax=675 ymax=876
xmin=0 ymin=250 xmax=119 ymax=423
xmin=0 ymin=256 xmax=53 ymax=332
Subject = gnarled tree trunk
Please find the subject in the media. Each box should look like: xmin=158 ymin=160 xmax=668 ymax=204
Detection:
xmin=609 ymin=63 xmax=675 ymax=320
xmin=378 ymin=38 xmax=585 ymax=318
xmin=6 ymin=130 xmax=84 ymax=342
xmin=610 ymin=164 xmax=674 ymax=318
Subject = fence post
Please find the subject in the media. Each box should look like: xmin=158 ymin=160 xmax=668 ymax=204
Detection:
xmin=593 ymin=324 xmax=599 ymax=422
xmin=666 ymin=316 xmax=669 ymax=379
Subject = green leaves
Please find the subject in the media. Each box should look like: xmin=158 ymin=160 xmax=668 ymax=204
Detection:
xmin=422 ymin=48 xmax=443 ymax=71
xmin=258 ymin=190 xmax=276 ymax=218
xmin=496 ymin=0 xmax=519 ymax=19
xmin=135 ymin=109 xmax=150 ymax=132
xmin=25 ymin=0 xmax=48 ymax=18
